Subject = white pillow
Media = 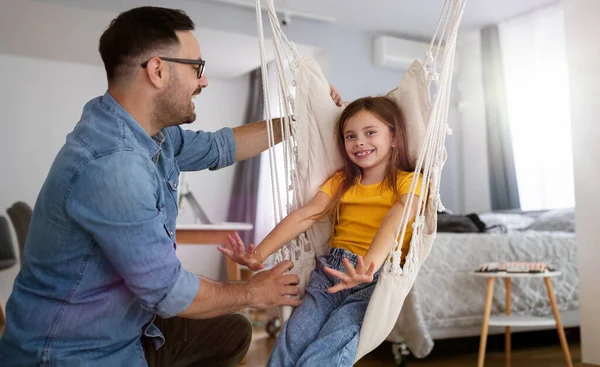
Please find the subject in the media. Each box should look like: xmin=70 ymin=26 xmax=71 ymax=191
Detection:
xmin=525 ymin=208 xmax=576 ymax=232
xmin=477 ymin=212 xmax=536 ymax=231
xmin=386 ymin=60 xmax=432 ymax=165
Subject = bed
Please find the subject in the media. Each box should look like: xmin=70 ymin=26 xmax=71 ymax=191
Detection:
xmin=385 ymin=209 xmax=579 ymax=362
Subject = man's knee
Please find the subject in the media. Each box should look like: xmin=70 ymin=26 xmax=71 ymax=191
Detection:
xmin=188 ymin=314 xmax=252 ymax=367
xmin=228 ymin=313 xmax=253 ymax=353
xmin=212 ymin=313 xmax=252 ymax=363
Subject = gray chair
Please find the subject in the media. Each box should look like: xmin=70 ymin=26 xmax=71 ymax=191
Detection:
xmin=0 ymin=215 xmax=17 ymax=335
xmin=7 ymin=201 xmax=32 ymax=265
xmin=0 ymin=215 xmax=17 ymax=271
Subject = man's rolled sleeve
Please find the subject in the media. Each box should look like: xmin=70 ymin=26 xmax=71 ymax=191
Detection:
xmin=155 ymin=267 xmax=200 ymax=318
xmin=167 ymin=126 xmax=236 ymax=171
xmin=209 ymin=127 xmax=236 ymax=170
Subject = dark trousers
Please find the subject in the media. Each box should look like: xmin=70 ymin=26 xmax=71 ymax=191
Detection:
xmin=143 ymin=314 xmax=252 ymax=367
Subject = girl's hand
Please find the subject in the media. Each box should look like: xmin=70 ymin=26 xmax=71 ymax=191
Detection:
xmin=323 ymin=256 xmax=375 ymax=293
xmin=217 ymin=232 xmax=265 ymax=271
xmin=329 ymin=84 xmax=343 ymax=107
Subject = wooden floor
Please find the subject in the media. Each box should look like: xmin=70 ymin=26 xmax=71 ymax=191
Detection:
xmin=243 ymin=312 xmax=582 ymax=367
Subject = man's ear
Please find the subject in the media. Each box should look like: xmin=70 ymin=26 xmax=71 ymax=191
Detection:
xmin=144 ymin=57 xmax=167 ymax=89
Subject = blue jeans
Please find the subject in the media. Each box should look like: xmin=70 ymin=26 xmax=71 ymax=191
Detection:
xmin=267 ymin=248 xmax=380 ymax=367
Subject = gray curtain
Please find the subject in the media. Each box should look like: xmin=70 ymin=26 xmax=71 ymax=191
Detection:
xmin=481 ymin=25 xmax=521 ymax=210
xmin=227 ymin=68 xmax=264 ymax=245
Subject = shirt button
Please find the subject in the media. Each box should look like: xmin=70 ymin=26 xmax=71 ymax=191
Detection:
xmin=170 ymin=231 xmax=174 ymax=237
xmin=173 ymin=183 xmax=178 ymax=188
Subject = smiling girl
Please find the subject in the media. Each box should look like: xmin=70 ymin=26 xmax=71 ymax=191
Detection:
xmin=220 ymin=96 xmax=423 ymax=366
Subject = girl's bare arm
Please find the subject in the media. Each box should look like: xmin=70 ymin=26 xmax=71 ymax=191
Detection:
xmin=254 ymin=191 xmax=332 ymax=261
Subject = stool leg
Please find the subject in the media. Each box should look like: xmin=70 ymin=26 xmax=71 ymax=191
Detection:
xmin=478 ymin=277 xmax=495 ymax=367
xmin=543 ymin=277 xmax=573 ymax=367
xmin=505 ymin=278 xmax=512 ymax=367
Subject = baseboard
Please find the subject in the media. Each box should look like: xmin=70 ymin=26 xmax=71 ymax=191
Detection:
xmin=581 ymin=363 xmax=600 ymax=367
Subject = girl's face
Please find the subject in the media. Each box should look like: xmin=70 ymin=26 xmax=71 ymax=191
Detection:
xmin=343 ymin=110 xmax=395 ymax=172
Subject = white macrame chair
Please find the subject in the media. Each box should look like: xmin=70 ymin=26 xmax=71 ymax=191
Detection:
xmin=254 ymin=0 xmax=467 ymax=361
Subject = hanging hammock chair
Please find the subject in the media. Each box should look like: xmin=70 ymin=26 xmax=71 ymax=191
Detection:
xmin=254 ymin=0 xmax=467 ymax=361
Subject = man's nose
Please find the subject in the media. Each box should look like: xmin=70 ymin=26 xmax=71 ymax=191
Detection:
xmin=199 ymin=75 xmax=209 ymax=89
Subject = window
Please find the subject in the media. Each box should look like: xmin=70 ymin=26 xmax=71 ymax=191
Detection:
xmin=499 ymin=5 xmax=575 ymax=210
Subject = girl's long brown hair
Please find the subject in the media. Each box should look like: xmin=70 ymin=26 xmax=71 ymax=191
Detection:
xmin=319 ymin=96 xmax=414 ymax=218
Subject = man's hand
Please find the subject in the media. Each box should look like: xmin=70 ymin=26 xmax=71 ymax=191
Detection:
xmin=330 ymin=84 xmax=342 ymax=107
xmin=247 ymin=260 xmax=300 ymax=309
xmin=323 ymin=256 xmax=375 ymax=293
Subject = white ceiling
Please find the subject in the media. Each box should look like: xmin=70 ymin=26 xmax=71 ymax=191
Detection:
xmin=196 ymin=28 xmax=319 ymax=78
xmin=1 ymin=0 xmax=319 ymax=79
xmin=6 ymin=0 xmax=559 ymax=79
xmin=204 ymin=0 xmax=559 ymax=38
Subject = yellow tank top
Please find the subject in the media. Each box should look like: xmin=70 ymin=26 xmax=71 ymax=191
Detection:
xmin=320 ymin=170 xmax=423 ymax=259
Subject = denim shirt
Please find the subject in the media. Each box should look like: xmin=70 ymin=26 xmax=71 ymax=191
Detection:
xmin=0 ymin=92 xmax=236 ymax=367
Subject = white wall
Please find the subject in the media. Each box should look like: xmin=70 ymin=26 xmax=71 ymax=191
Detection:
xmin=179 ymin=77 xmax=250 ymax=226
xmin=0 ymin=54 xmax=107 ymax=303
xmin=455 ymin=30 xmax=493 ymax=214
xmin=564 ymin=0 xmax=600 ymax=364
xmin=438 ymin=68 xmax=465 ymax=214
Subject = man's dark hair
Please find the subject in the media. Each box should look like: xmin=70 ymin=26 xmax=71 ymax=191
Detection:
xmin=99 ymin=6 xmax=195 ymax=85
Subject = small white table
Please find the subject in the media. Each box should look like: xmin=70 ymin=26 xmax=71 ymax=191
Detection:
xmin=176 ymin=222 xmax=253 ymax=281
xmin=472 ymin=271 xmax=573 ymax=367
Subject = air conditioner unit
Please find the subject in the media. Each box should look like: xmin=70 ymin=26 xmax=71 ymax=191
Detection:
xmin=373 ymin=35 xmax=431 ymax=70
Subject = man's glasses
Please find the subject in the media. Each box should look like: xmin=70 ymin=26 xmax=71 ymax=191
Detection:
xmin=141 ymin=57 xmax=206 ymax=79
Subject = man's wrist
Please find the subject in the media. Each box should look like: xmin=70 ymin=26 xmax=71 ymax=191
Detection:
xmin=243 ymin=280 xmax=256 ymax=308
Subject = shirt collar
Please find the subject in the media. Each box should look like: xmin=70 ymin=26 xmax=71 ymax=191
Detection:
xmin=99 ymin=91 xmax=163 ymax=159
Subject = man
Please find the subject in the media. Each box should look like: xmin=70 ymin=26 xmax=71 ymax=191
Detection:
xmin=0 ymin=6 xmax=342 ymax=367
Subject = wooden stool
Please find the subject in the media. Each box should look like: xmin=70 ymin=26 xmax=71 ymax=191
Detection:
xmin=473 ymin=271 xmax=573 ymax=367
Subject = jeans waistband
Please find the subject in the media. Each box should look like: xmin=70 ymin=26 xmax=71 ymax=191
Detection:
xmin=325 ymin=248 xmax=361 ymax=271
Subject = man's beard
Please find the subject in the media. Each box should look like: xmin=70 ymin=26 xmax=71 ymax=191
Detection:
xmin=180 ymin=99 xmax=196 ymax=125
xmin=153 ymin=77 xmax=197 ymax=128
